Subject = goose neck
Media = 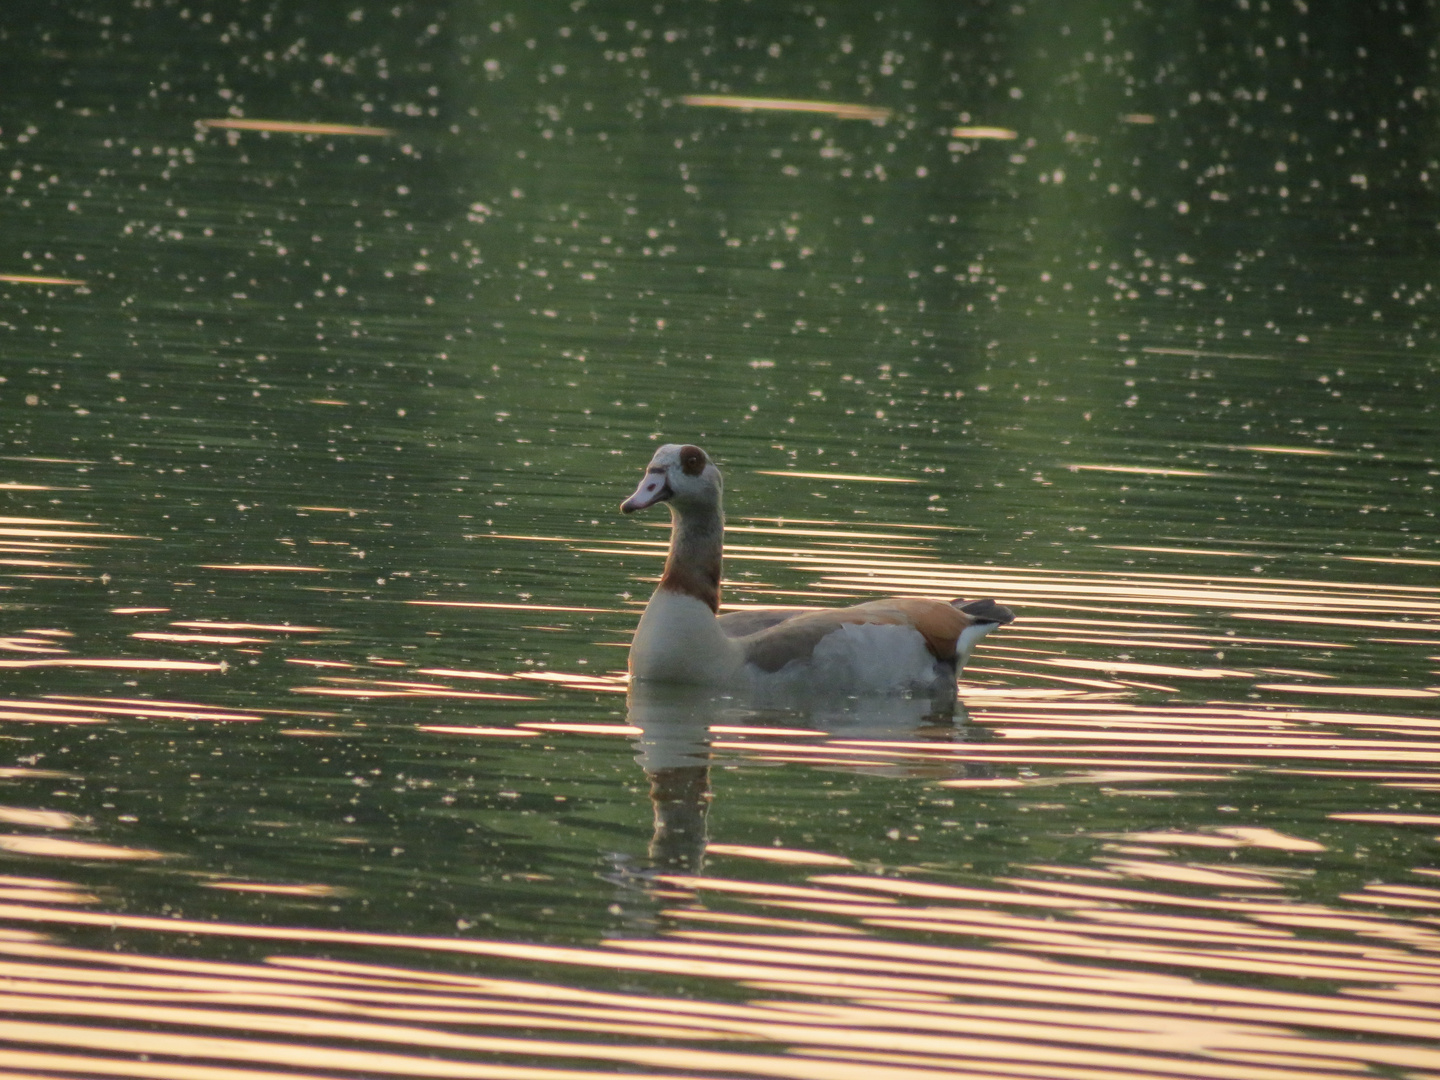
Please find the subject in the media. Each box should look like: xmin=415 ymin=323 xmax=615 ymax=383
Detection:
xmin=660 ymin=504 xmax=723 ymax=613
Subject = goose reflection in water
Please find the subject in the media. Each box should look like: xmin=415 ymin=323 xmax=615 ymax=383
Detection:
xmin=624 ymin=682 xmax=991 ymax=874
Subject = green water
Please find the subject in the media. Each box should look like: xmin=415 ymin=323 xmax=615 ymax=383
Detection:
xmin=1 ymin=3 xmax=1439 ymax=1077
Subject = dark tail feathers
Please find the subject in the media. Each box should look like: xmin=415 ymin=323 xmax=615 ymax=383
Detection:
xmin=951 ymin=597 xmax=1016 ymax=625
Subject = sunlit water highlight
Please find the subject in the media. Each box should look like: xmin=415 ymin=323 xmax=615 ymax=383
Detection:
xmin=3 ymin=0 xmax=1440 ymax=1076
xmin=1 ymin=499 xmax=1438 ymax=1075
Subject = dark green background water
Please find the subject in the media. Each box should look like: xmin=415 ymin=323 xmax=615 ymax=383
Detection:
xmin=1 ymin=2 xmax=1438 ymax=1077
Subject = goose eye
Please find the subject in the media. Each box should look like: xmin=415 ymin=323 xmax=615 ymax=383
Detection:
xmin=679 ymin=445 xmax=706 ymax=476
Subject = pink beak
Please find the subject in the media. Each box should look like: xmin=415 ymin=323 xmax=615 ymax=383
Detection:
xmin=621 ymin=471 xmax=671 ymax=513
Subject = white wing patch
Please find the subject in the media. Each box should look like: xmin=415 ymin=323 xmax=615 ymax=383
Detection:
xmin=744 ymin=622 xmax=949 ymax=696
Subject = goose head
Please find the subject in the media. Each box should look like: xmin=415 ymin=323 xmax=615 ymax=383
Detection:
xmin=621 ymin=443 xmax=723 ymax=516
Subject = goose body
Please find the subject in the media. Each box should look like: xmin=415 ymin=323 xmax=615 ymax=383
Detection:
xmin=621 ymin=443 xmax=1014 ymax=696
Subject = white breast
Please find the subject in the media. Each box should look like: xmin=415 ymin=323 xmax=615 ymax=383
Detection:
xmin=955 ymin=621 xmax=1000 ymax=669
xmin=628 ymin=590 xmax=743 ymax=685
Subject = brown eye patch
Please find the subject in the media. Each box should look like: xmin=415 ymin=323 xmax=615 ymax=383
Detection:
xmin=679 ymin=445 xmax=707 ymax=476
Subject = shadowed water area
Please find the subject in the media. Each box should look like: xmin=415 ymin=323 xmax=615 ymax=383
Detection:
xmin=2 ymin=1 xmax=1440 ymax=1077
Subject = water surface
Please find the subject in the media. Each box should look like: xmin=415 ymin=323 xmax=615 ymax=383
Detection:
xmin=2 ymin=2 xmax=1439 ymax=1077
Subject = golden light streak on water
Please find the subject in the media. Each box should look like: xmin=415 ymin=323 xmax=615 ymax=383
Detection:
xmin=169 ymin=621 xmax=335 ymax=633
xmin=0 ymin=541 xmax=105 ymax=552
xmin=53 ymin=695 xmax=335 ymax=719
xmin=708 ymin=741 xmax=957 ymax=765
xmin=203 ymin=882 xmax=348 ymax=897
xmin=1345 ymin=555 xmax=1440 ymax=566
xmin=726 ymin=524 xmax=954 ymax=541
xmin=1244 ymin=613 xmax=1440 ymax=630
xmin=1240 ymin=444 xmax=1342 ymax=456
xmin=950 ymin=125 xmax=1020 ymax=139
xmin=0 ymin=636 xmax=70 ymax=654
xmin=406 ymin=600 xmax=611 ymax=613
xmin=1037 ymin=658 xmax=1248 ymax=678
xmin=940 ymin=771 xmax=1228 ymax=789
xmin=415 ymin=667 xmax=512 ymax=681
xmin=0 ymin=699 xmax=260 ymax=722
xmin=0 ymin=888 xmax=96 ymax=905
xmin=710 ymin=726 xmax=831 ymax=737
xmin=1343 ymin=885 xmax=1440 ymax=909
xmin=1065 ymin=464 xmax=1213 ymax=477
xmin=706 ymin=845 xmax=854 ymax=867
xmin=1092 ymin=859 xmax=1288 ymax=890
xmin=854 ymin=910 xmax=1302 ymax=951
xmin=1101 ymin=544 xmax=1283 ymax=559
xmin=3 ymin=881 xmax=1440 ymax=1078
xmin=1257 ymin=666 xmax=1338 ymax=678
xmin=1117 ymin=828 xmax=1326 ymax=852
xmin=131 ymin=632 xmax=273 ymax=645
xmin=512 ymin=671 xmax=629 ymax=692
xmin=416 ymin=725 xmax=537 ymax=737
xmin=754 ymin=470 xmax=920 ymax=483
xmin=680 ymin=94 xmax=892 ymax=122
xmin=198 ymin=564 xmax=332 ymax=572
xmin=0 ymin=769 xmax=71 ymax=784
xmin=805 ymin=877 xmax=1103 ymax=909
xmin=0 ymin=526 xmax=143 ymax=540
xmin=654 ymin=878 xmax=902 ymax=906
xmin=0 ymin=1020 xmax=732 ymax=1080
xmin=517 ymin=722 xmax=642 ymax=735
xmin=1255 ymin=683 xmax=1438 ymax=698
xmin=290 ymin=679 xmax=538 ymax=702
xmin=0 ymin=838 xmax=163 ymax=860
xmin=196 ymin=118 xmax=396 ymax=136
xmin=0 ymin=807 xmax=82 ymax=830
xmin=741 ymin=517 xmax=964 ymax=532
xmin=663 ymin=909 xmax=867 ymax=935
xmin=0 ymin=273 xmax=88 ymax=286
xmin=0 ymin=658 xmax=224 ymax=671
xmin=477 ymin=533 xmax=582 ymax=543
xmin=7 ymin=571 xmax=98 ymax=581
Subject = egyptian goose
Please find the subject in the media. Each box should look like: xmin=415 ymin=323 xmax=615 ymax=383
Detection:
xmin=620 ymin=443 xmax=1014 ymax=695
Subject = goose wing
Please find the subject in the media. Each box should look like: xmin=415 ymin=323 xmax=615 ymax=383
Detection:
xmin=737 ymin=599 xmax=974 ymax=673
xmin=715 ymin=606 xmax=813 ymax=639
